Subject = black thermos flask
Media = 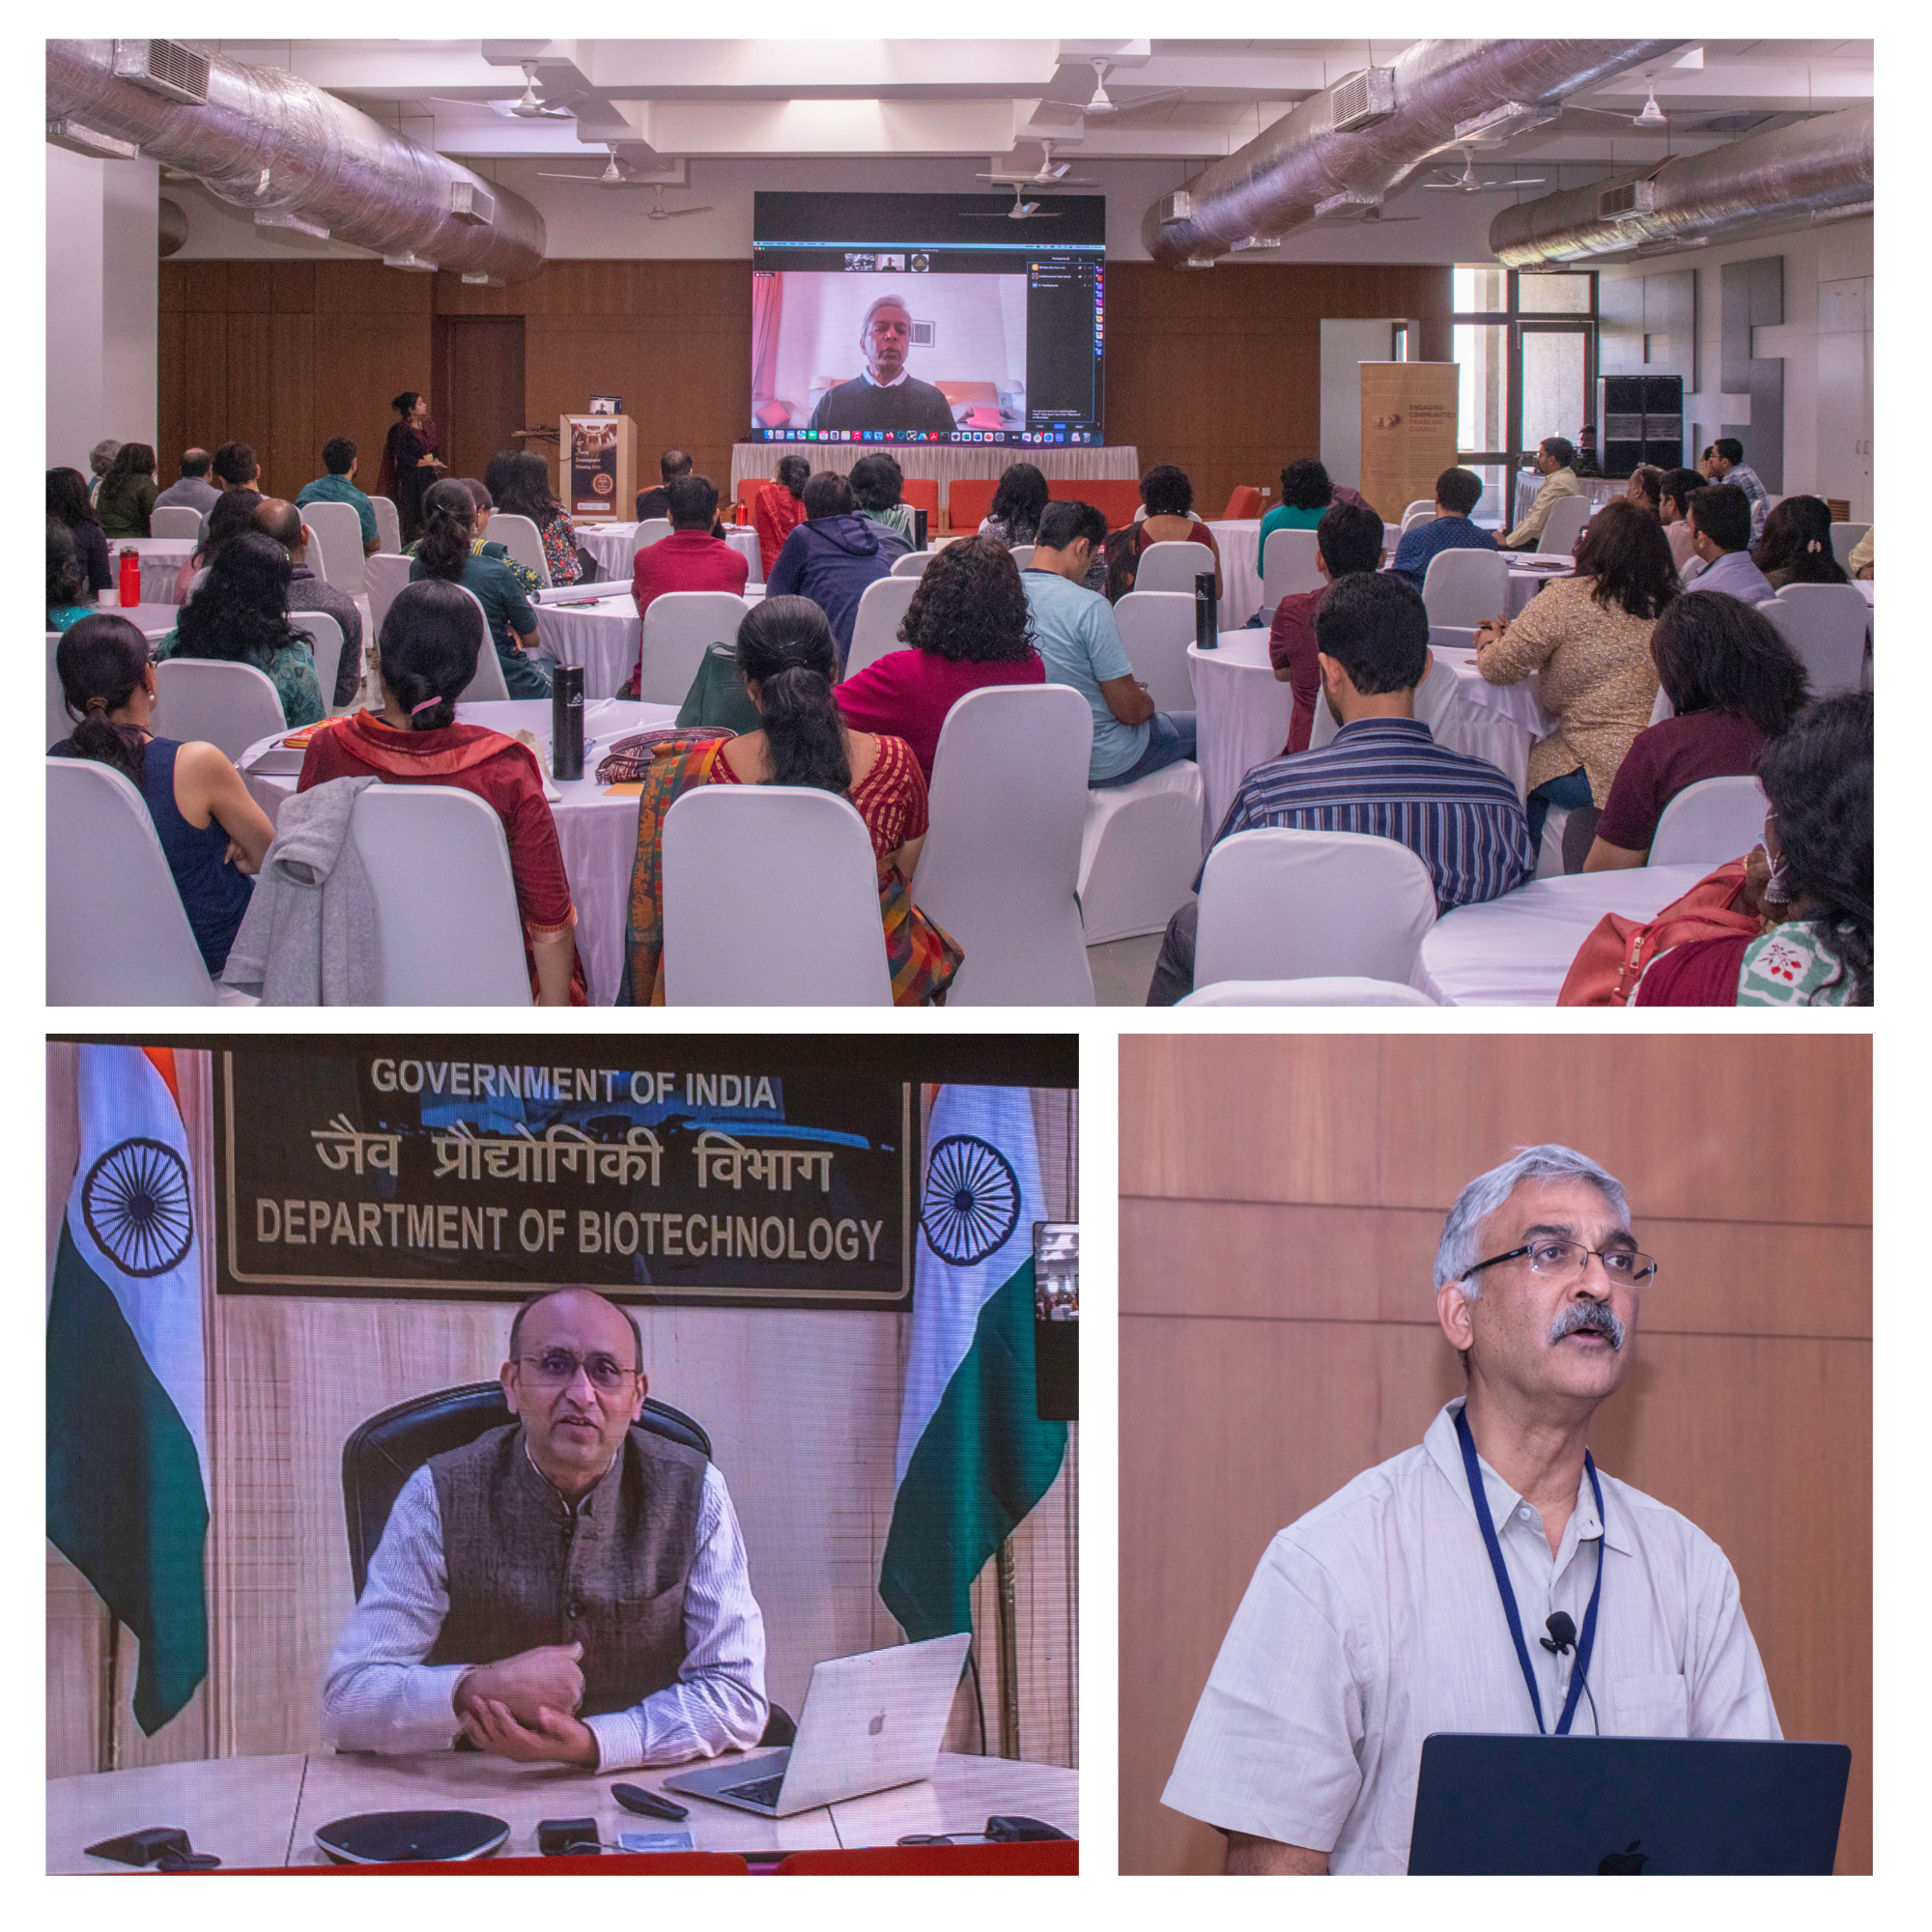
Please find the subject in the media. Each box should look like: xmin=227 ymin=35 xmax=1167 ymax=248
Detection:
xmin=552 ymin=664 xmax=584 ymax=781
xmin=1194 ymin=571 xmax=1219 ymax=650
xmin=914 ymin=507 xmax=928 ymax=551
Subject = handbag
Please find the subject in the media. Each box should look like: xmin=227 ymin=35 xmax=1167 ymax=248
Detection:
xmin=675 ymin=642 xmax=763 ymax=733
xmin=1556 ymin=857 xmax=1762 ymax=1007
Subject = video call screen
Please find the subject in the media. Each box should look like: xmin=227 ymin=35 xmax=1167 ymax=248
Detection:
xmin=751 ymin=191 xmax=1105 ymax=448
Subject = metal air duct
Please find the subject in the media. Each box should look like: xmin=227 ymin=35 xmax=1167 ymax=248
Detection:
xmin=1143 ymin=39 xmax=1680 ymax=266
xmin=1490 ymin=101 xmax=1872 ymax=265
xmin=46 ymin=39 xmax=547 ymax=281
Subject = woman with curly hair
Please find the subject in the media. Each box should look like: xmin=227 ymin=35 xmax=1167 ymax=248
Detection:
xmin=1254 ymin=457 xmax=1333 ymax=582
xmin=1751 ymin=494 xmax=1849 ymax=589
xmin=834 ymin=535 xmax=1045 ymax=778
xmin=980 ymin=462 xmax=1051 ymax=548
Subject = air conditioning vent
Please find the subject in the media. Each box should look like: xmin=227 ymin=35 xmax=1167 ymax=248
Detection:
xmin=255 ymin=210 xmax=331 ymax=242
xmin=47 ymin=118 xmax=140 ymax=160
xmin=1229 ymin=234 xmax=1283 ymax=251
xmin=1157 ymin=190 xmax=1194 ymax=226
xmin=1312 ymin=191 xmax=1382 ymax=224
xmin=112 ymin=40 xmax=211 ymax=106
xmin=1330 ymin=68 xmax=1396 ymax=133
xmin=449 ymin=182 xmax=497 ymax=227
xmin=1599 ymin=180 xmax=1658 ymax=220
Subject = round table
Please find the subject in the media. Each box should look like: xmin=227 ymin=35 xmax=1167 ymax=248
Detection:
xmin=1416 ymin=862 xmax=1711 ymax=1006
xmin=1428 ymin=645 xmax=1555 ymax=737
xmin=239 ymin=698 xmax=675 ymax=1006
xmin=534 ymin=592 xmax=647 ymax=698
xmin=575 ymin=522 xmax=762 ymax=584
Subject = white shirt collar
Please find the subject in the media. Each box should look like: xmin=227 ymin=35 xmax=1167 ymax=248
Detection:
xmin=862 ymin=366 xmax=910 ymax=389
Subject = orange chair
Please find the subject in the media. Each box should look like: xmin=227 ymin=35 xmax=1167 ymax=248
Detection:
xmin=1048 ymin=476 xmax=1143 ymax=530
xmin=947 ymin=478 xmax=998 ymax=532
xmin=773 ymin=1841 xmax=1078 ymax=1875
xmin=1220 ymin=486 xmax=1263 ymax=521
xmin=203 ymin=1852 xmax=752 ymax=1876
xmin=736 ymin=477 xmax=772 ymax=524
xmin=900 ymin=477 xmax=940 ymax=518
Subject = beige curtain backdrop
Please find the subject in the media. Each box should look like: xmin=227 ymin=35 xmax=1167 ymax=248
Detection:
xmin=47 ymin=1046 xmax=1076 ymax=1779
xmin=1120 ymin=1035 xmax=1870 ymax=1875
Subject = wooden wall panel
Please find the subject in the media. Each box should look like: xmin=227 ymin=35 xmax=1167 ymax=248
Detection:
xmin=1119 ymin=1035 xmax=1870 ymax=1876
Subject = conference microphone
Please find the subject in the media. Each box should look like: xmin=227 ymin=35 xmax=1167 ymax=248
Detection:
xmin=1540 ymin=1613 xmax=1600 ymax=1735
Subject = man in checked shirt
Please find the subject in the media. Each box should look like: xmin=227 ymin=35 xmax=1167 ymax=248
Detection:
xmin=323 ymin=1288 xmax=768 ymax=1772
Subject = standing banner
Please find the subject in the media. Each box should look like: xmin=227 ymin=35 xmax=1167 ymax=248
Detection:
xmin=563 ymin=413 xmax=634 ymax=520
xmin=1360 ymin=361 xmax=1462 ymax=524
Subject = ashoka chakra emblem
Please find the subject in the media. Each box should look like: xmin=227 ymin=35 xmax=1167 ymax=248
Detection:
xmin=921 ymin=1135 xmax=1021 ymax=1265
xmin=82 ymin=1137 xmax=193 ymax=1278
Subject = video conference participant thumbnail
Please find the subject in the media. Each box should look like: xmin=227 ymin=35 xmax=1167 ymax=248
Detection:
xmin=808 ymin=294 xmax=957 ymax=438
xmin=1162 ymin=1145 xmax=1780 ymax=1874
xmin=322 ymin=1287 xmax=768 ymax=1773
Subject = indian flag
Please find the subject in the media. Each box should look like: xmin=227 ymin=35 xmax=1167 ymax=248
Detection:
xmin=46 ymin=1045 xmax=210 ymax=1736
xmin=880 ymin=1086 xmax=1067 ymax=1641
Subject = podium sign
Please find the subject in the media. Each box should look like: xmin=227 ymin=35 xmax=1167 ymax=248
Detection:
xmin=563 ymin=412 xmax=635 ymax=520
xmin=1359 ymin=363 xmax=1460 ymax=523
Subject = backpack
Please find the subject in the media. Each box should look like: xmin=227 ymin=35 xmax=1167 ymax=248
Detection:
xmin=1556 ymin=858 xmax=1762 ymax=1006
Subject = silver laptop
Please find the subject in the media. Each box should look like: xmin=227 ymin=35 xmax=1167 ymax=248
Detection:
xmin=664 ymin=1632 xmax=971 ymax=1817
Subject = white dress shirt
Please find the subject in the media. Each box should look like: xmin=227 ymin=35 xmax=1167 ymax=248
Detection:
xmin=322 ymin=1457 xmax=767 ymax=1771
xmin=1163 ymin=1399 xmax=1779 ymax=1873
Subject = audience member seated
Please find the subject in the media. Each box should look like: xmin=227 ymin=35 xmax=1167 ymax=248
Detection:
xmin=1707 ymin=437 xmax=1770 ymax=540
xmin=1025 ymin=500 xmax=1196 ymax=789
xmin=154 ymin=448 xmax=222 ymax=519
xmin=835 ymin=535 xmax=1046 ymax=778
xmin=1682 ymin=485 xmax=1774 ymax=603
xmin=424 ymin=477 xmax=544 ymax=598
xmin=47 ymin=520 xmax=96 ymax=632
xmin=1146 ymin=572 xmax=1535 ymax=1005
xmin=1270 ymin=500 xmax=1384 ymax=754
xmin=51 ymin=611 xmax=272 ymax=974
xmin=1623 ymin=465 xmax=1663 ymax=515
xmin=764 ymin=469 xmax=902 ymax=666
xmin=1848 ymin=526 xmax=1872 ymax=580
xmin=177 ymin=484 xmax=265 ymax=600
xmin=622 ymin=596 xmax=962 ymax=1007
xmin=754 ymin=453 xmax=811 ymax=576
xmin=1658 ymin=467 xmax=1703 ymax=577
xmin=1752 ymin=495 xmax=1849 ymax=589
xmin=95 ymin=442 xmax=158 ymax=539
xmin=1499 ymin=437 xmax=1582 ymax=551
xmin=295 ymin=438 xmax=382 ymax=555
xmin=851 ymin=450 xmax=918 ymax=548
xmin=1583 ymin=592 xmax=1809 ymax=871
xmin=1475 ymin=498 xmax=1674 ymax=846
xmin=154 ymin=531 xmax=327 ymax=729
xmin=212 ymin=440 xmax=262 ymax=494
xmin=622 ymin=472 xmax=751 ymax=697
xmin=1256 ymin=458 xmax=1334 ymax=579
xmin=980 ymin=462 xmax=1050 ymax=548
xmin=48 ymin=467 xmax=112 ymax=596
xmin=87 ymin=439 xmax=120 ymax=506
xmin=296 ymin=581 xmax=584 ymax=1006
xmin=636 ymin=445 xmax=693 ymax=523
xmin=1388 ymin=466 xmax=1498 ymax=595
xmin=487 ymin=448 xmax=586 ymax=587
xmin=409 ymin=478 xmax=553 ymax=697
xmin=1634 ymin=691 xmax=1870 ymax=1008
xmin=1112 ymin=465 xmax=1221 ymax=599
xmin=253 ymin=497 xmax=364 ymax=709
xmin=1696 ymin=445 xmax=1719 ymax=479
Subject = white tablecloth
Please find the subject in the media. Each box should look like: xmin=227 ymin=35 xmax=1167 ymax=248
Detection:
xmin=1504 ymin=557 xmax=1574 ymax=617
xmin=574 ymin=523 xmax=762 ymax=584
xmin=1204 ymin=520 xmax=1264 ymax=627
xmin=534 ymin=593 xmax=645 ymax=699
xmin=1416 ymin=862 xmax=1711 ymax=1006
xmin=103 ymin=538 xmax=194 ymax=604
xmin=1430 ymin=646 xmax=1555 ymax=737
xmin=85 ymin=600 xmax=183 ymax=641
xmin=239 ymin=698 xmax=674 ymax=1006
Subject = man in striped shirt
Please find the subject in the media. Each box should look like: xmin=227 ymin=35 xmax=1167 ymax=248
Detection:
xmin=1147 ymin=571 xmax=1535 ymax=1003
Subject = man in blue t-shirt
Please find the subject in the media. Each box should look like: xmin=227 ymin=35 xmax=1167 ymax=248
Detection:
xmin=296 ymin=438 xmax=381 ymax=554
xmin=1388 ymin=466 xmax=1499 ymax=594
xmin=1021 ymin=499 xmax=1196 ymax=788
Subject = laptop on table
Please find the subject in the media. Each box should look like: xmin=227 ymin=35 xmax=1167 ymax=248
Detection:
xmin=665 ymin=1631 xmax=972 ymax=1818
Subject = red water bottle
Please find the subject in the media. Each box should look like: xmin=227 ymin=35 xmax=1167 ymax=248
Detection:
xmin=118 ymin=547 xmax=140 ymax=608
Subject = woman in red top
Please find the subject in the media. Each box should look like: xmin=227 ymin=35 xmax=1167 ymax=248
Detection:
xmin=296 ymin=580 xmax=585 ymax=1005
xmin=834 ymin=536 xmax=1044 ymax=778
xmin=1109 ymin=463 xmax=1221 ymax=601
xmin=753 ymin=453 xmax=810 ymax=577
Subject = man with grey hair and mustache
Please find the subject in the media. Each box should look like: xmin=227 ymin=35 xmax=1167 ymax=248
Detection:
xmin=1162 ymin=1144 xmax=1780 ymax=1875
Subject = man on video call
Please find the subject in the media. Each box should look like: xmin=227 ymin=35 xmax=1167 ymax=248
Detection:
xmin=1162 ymin=1145 xmax=1780 ymax=1874
xmin=322 ymin=1287 xmax=768 ymax=1773
xmin=808 ymin=293 xmax=959 ymax=437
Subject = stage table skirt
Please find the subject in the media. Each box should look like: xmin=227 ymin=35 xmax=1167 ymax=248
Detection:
xmin=728 ymin=441 xmax=1140 ymax=510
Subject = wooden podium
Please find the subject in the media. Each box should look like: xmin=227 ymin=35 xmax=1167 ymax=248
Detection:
xmin=561 ymin=413 xmax=635 ymax=520
xmin=1359 ymin=363 xmax=1460 ymax=523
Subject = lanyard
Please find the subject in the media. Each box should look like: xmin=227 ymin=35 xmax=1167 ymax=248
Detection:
xmin=1453 ymin=1405 xmax=1605 ymax=1737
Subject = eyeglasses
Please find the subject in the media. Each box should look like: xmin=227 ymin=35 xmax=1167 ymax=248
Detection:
xmin=515 ymin=1350 xmax=639 ymax=1392
xmin=1463 ymin=1239 xmax=1658 ymax=1286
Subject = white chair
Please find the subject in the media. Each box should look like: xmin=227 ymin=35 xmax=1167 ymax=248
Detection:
xmin=348 ymin=785 xmax=533 ymax=1005
xmin=1428 ymin=625 xmax=1480 ymax=653
xmin=661 ymin=786 xmax=894 ymax=1006
xmin=844 ymin=575 xmax=920 ymax=678
xmin=370 ymin=495 xmax=402 ymax=554
xmin=453 ymin=584 xmax=511 ymax=702
xmin=46 ymin=757 xmax=253 ymax=1006
xmin=1078 ymin=760 xmax=1204 ymax=946
xmin=1678 ymin=554 xmax=1706 ymax=586
xmin=1134 ymin=540 xmax=1217 ymax=596
xmin=1536 ymin=495 xmax=1592 ymax=556
xmin=289 ymin=611 xmax=346 ymax=715
xmin=1193 ymin=827 xmax=1437 ymax=989
xmin=364 ymin=552 xmax=413 ymax=644
xmin=1260 ymin=526 xmax=1323 ymax=610
xmin=1112 ymin=591 xmax=1196 ymax=712
xmin=1009 ymin=544 xmax=1036 ymax=571
xmin=1400 ymin=498 xmax=1435 ymax=525
xmin=1400 ymin=504 xmax=1436 ymax=536
xmin=153 ymin=659 xmax=288 ymax=760
xmin=1649 ymin=775 xmax=1769 ymax=867
xmin=46 ymin=632 xmax=71 ymax=750
xmin=1758 ymin=586 xmax=1869 ymax=698
xmin=631 ymin=518 xmax=673 ymax=554
xmin=1648 ymin=684 xmax=1675 ymax=725
xmin=890 ymin=550 xmax=935 ymax=579
xmin=150 ymin=505 xmax=203 ymax=540
xmin=488 ymin=512 xmax=552 ymax=589
xmin=914 ymin=685 xmax=1095 ymax=1005
xmin=1179 ymin=976 xmax=1438 ymax=1007
xmin=1421 ymin=548 xmax=1511 ymax=628
xmin=638 ymin=591 xmax=752 ymax=705
xmin=299 ymin=499 xmax=366 ymax=596
xmin=1829 ymin=522 xmax=1870 ymax=571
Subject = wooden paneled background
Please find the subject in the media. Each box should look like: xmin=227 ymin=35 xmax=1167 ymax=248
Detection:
xmin=157 ymin=259 xmax=1451 ymax=522
xmin=1119 ymin=1035 xmax=1871 ymax=1876
xmin=47 ymin=1047 xmax=1076 ymax=1780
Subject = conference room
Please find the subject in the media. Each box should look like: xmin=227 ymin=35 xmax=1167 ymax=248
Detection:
xmin=47 ymin=38 xmax=1872 ymax=1008
xmin=47 ymin=1034 xmax=1080 ymax=1874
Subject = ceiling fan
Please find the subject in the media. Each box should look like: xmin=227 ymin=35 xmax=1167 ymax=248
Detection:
xmin=962 ymin=184 xmax=1064 ymax=221
xmin=1083 ymin=58 xmax=1184 ymax=118
xmin=539 ymin=148 xmax=669 ymax=190
xmin=509 ymin=62 xmax=574 ymax=119
xmin=1424 ymin=149 xmax=1547 ymax=192
xmin=1566 ymin=87 xmax=1669 ymax=129
xmin=977 ymin=141 xmax=1097 ymax=188
xmin=638 ymin=185 xmax=711 ymax=221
